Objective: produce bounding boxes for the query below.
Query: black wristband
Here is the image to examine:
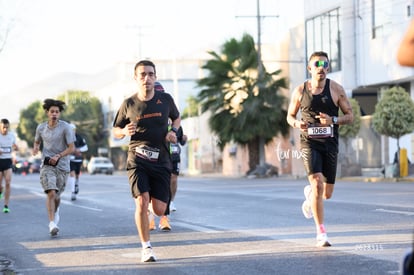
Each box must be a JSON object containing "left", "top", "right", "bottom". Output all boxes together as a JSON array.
[{"left": 171, "top": 127, "right": 178, "bottom": 133}]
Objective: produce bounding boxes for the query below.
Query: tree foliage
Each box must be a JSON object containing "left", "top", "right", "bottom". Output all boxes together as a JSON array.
[
  {"left": 17, "top": 90, "right": 106, "bottom": 156},
  {"left": 338, "top": 98, "right": 362, "bottom": 164},
  {"left": 339, "top": 98, "right": 361, "bottom": 139},
  {"left": 372, "top": 86, "right": 414, "bottom": 148},
  {"left": 196, "top": 33, "right": 289, "bottom": 170},
  {"left": 181, "top": 95, "right": 200, "bottom": 119},
  {"left": 16, "top": 101, "right": 44, "bottom": 146}
]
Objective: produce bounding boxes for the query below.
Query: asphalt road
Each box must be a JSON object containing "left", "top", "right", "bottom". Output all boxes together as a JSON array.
[{"left": 0, "top": 172, "right": 413, "bottom": 275}]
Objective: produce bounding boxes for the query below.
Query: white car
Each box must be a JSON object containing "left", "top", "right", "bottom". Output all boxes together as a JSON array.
[{"left": 87, "top": 157, "right": 114, "bottom": 175}]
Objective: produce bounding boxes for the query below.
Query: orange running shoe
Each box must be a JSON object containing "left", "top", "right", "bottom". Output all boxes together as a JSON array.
[
  {"left": 158, "top": 215, "right": 171, "bottom": 232},
  {"left": 148, "top": 211, "right": 156, "bottom": 231}
]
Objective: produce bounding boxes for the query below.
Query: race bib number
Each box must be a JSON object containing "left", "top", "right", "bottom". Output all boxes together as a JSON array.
[
  {"left": 171, "top": 144, "right": 180, "bottom": 154},
  {"left": 135, "top": 146, "right": 160, "bottom": 162},
  {"left": 0, "top": 147, "right": 12, "bottom": 153},
  {"left": 307, "top": 126, "right": 333, "bottom": 138}
]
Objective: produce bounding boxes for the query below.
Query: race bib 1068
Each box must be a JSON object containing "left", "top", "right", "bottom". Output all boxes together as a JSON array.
[{"left": 307, "top": 126, "right": 333, "bottom": 138}]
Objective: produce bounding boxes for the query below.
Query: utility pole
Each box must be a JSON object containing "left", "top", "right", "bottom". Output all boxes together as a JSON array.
[
  {"left": 236, "top": 0, "right": 279, "bottom": 167},
  {"left": 126, "top": 25, "right": 152, "bottom": 59},
  {"left": 236, "top": 0, "right": 279, "bottom": 79}
]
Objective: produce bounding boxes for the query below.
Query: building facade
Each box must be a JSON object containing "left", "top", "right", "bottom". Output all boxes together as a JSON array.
[
  {"left": 287, "top": 0, "right": 414, "bottom": 178},
  {"left": 103, "top": 0, "right": 414, "bottom": 177}
]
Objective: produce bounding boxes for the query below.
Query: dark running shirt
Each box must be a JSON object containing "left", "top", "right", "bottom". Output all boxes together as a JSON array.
[
  {"left": 300, "top": 79, "right": 339, "bottom": 150},
  {"left": 71, "top": 133, "right": 87, "bottom": 162},
  {"left": 113, "top": 90, "right": 180, "bottom": 167}
]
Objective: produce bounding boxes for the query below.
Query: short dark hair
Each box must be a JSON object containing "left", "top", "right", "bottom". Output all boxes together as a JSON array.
[
  {"left": 309, "top": 51, "right": 329, "bottom": 62},
  {"left": 134, "top": 60, "right": 156, "bottom": 75},
  {"left": 0, "top": 118, "right": 9, "bottom": 125},
  {"left": 42, "top": 98, "right": 66, "bottom": 112}
]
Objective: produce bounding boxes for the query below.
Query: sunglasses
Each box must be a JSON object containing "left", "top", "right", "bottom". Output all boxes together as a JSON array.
[{"left": 313, "top": 60, "right": 329, "bottom": 68}]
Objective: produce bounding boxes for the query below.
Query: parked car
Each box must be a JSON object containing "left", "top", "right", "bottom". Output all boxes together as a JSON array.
[
  {"left": 12, "top": 159, "right": 30, "bottom": 175},
  {"left": 29, "top": 158, "right": 42, "bottom": 173},
  {"left": 87, "top": 157, "right": 114, "bottom": 175}
]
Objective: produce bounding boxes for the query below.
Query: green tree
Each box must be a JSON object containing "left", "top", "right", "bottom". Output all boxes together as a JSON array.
[
  {"left": 16, "top": 90, "right": 106, "bottom": 157},
  {"left": 16, "top": 101, "right": 44, "bottom": 146},
  {"left": 181, "top": 95, "right": 200, "bottom": 119},
  {"left": 58, "top": 90, "right": 107, "bottom": 157},
  {"left": 372, "top": 86, "right": 414, "bottom": 150},
  {"left": 196, "top": 33, "right": 289, "bottom": 171},
  {"left": 339, "top": 98, "right": 362, "bottom": 164}
]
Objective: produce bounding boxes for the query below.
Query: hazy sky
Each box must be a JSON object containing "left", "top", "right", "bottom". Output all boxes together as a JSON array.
[{"left": 0, "top": 0, "right": 304, "bottom": 122}]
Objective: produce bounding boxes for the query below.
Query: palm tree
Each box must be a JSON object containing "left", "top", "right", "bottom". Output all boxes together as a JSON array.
[{"left": 197, "top": 33, "right": 289, "bottom": 172}]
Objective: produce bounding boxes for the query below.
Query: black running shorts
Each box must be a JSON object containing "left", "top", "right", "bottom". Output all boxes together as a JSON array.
[{"left": 301, "top": 147, "right": 338, "bottom": 184}]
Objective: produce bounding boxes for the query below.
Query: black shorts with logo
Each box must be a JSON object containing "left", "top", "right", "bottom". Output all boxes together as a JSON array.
[
  {"left": 301, "top": 145, "right": 338, "bottom": 184},
  {"left": 0, "top": 159, "right": 13, "bottom": 172}
]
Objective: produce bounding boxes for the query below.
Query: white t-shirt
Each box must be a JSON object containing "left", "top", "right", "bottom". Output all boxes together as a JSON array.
[{"left": 0, "top": 132, "right": 16, "bottom": 159}]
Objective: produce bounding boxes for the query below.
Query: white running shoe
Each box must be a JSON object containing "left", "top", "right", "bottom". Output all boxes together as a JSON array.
[
  {"left": 170, "top": 201, "right": 177, "bottom": 212},
  {"left": 54, "top": 207, "right": 60, "bottom": 226},
  {"left": 301, "top": 200, "right": 313, "bottom": 219},
  {"left": 304, "top": 185, "right": 312, "bottom": 201},
  {"left": 141, "top": 247, "right": 156, "bottom": 262},
  {"left": 49, "top": 221, "right": 59, "bottom": 237},
  {"left": 316, "top": 233, "right": 331, "bottom": 247}
]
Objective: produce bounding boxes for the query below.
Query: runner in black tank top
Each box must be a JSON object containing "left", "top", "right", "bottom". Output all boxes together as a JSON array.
[
  {"left": 300, "top": 78, "right": 339, "bottom": 149},
  {"left": 286, "top": 51, "right": 354, "bottom": 247}
]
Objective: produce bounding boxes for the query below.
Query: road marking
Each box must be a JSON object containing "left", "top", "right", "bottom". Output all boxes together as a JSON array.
[
  {"left": 173, "top": 221, "right": 221, "bottom": 233},
  {"left": 375, "top": 208, "right": 414, "bottom": 216},
  {"left": 29, "top": 191, "right": 103, "bottom": 212}
]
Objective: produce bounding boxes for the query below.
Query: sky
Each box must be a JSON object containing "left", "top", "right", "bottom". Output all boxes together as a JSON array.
[{"left": 0, "top": 0, "right": 304, "bottom": 123}]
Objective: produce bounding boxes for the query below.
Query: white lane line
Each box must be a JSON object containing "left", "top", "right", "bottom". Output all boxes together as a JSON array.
[
  {"left": 30, "top": 190, "right": 103, "bottom": 212},
  {"left": 173, "top": 221, "right": 221, "bottom": 233},
  {"left": 375, "top": 208, "right": 414, "bottom": 216}
]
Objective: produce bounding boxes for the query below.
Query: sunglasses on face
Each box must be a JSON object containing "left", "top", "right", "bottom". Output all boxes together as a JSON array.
[{"left": 313, "top": 60, "right": 329, "bottom": 68}]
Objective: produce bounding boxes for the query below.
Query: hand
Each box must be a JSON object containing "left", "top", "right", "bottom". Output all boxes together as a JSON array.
[
  {"left": 166, "top": 131, "right": 177, "bottom": 143},
  {"left": 124, "top": 122, "right": 137, "bottom": 136},
  {"left": 295, "top": 120, "right": 307, "bottom": 131},
  {"left": 50, "top": 155, "right": 60, "bottom": 165},
  {"left": 316, "top": 113, "right": 332, "bottom": 126}
]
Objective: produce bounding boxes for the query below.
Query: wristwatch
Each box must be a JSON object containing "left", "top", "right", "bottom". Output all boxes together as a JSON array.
[
  {"left": 332, "top": 116, "right": 338, "bottom": 124},
  {"left": 171, "top": 127, "right": 178, "bottom": 133}
]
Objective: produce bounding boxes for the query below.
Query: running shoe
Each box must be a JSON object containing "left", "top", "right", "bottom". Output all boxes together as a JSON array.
[
  {"left": 301, "top": 200, "right": 313, "bottom": 219},
  {"left": 3, "top": 205, "right": 9, "bottom": 213},
  {"left": 159, "top": 215, "right": 171, "bottom": 232},
  {"left": 304, "top": 185, "right": 312, "bottom": 201},
  {"left": 74, "top": 183, "right": 79, "bottom": 194},
  {"left": 49, "top": 221, "right": 59, "bottom": 236},
  {"left": 141, "top": 246, "right": 156, "bottom": 262},
  {"left": 54, "top": 207, "right": 60, "bottom": 226},
  {"left": 148, "top": 212, "right": 156, "bottom": 231},
  {"left": 170, "top": 201, "right": 177, "bottom": 212},
  {"left": 316, "top": 233, "right": 331, "bottom": 247},
  {"left": 301, "top": 185, "right": 313, "bottom": 219},
  {"left": 71, "top": 192, "right": 76, "bottom": 201}
]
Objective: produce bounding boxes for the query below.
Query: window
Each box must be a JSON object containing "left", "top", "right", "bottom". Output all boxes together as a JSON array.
[
  {"left": 305, "top": 8, "right": 341, "bottom": 73},
  {"left": 372, "top": 0, "right": 392, "bottom": 39}
]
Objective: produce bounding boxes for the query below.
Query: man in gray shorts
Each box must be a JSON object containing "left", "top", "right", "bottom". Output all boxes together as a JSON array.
[{"left": 33, "top": 99, "right": 75, "bottom": 237}]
